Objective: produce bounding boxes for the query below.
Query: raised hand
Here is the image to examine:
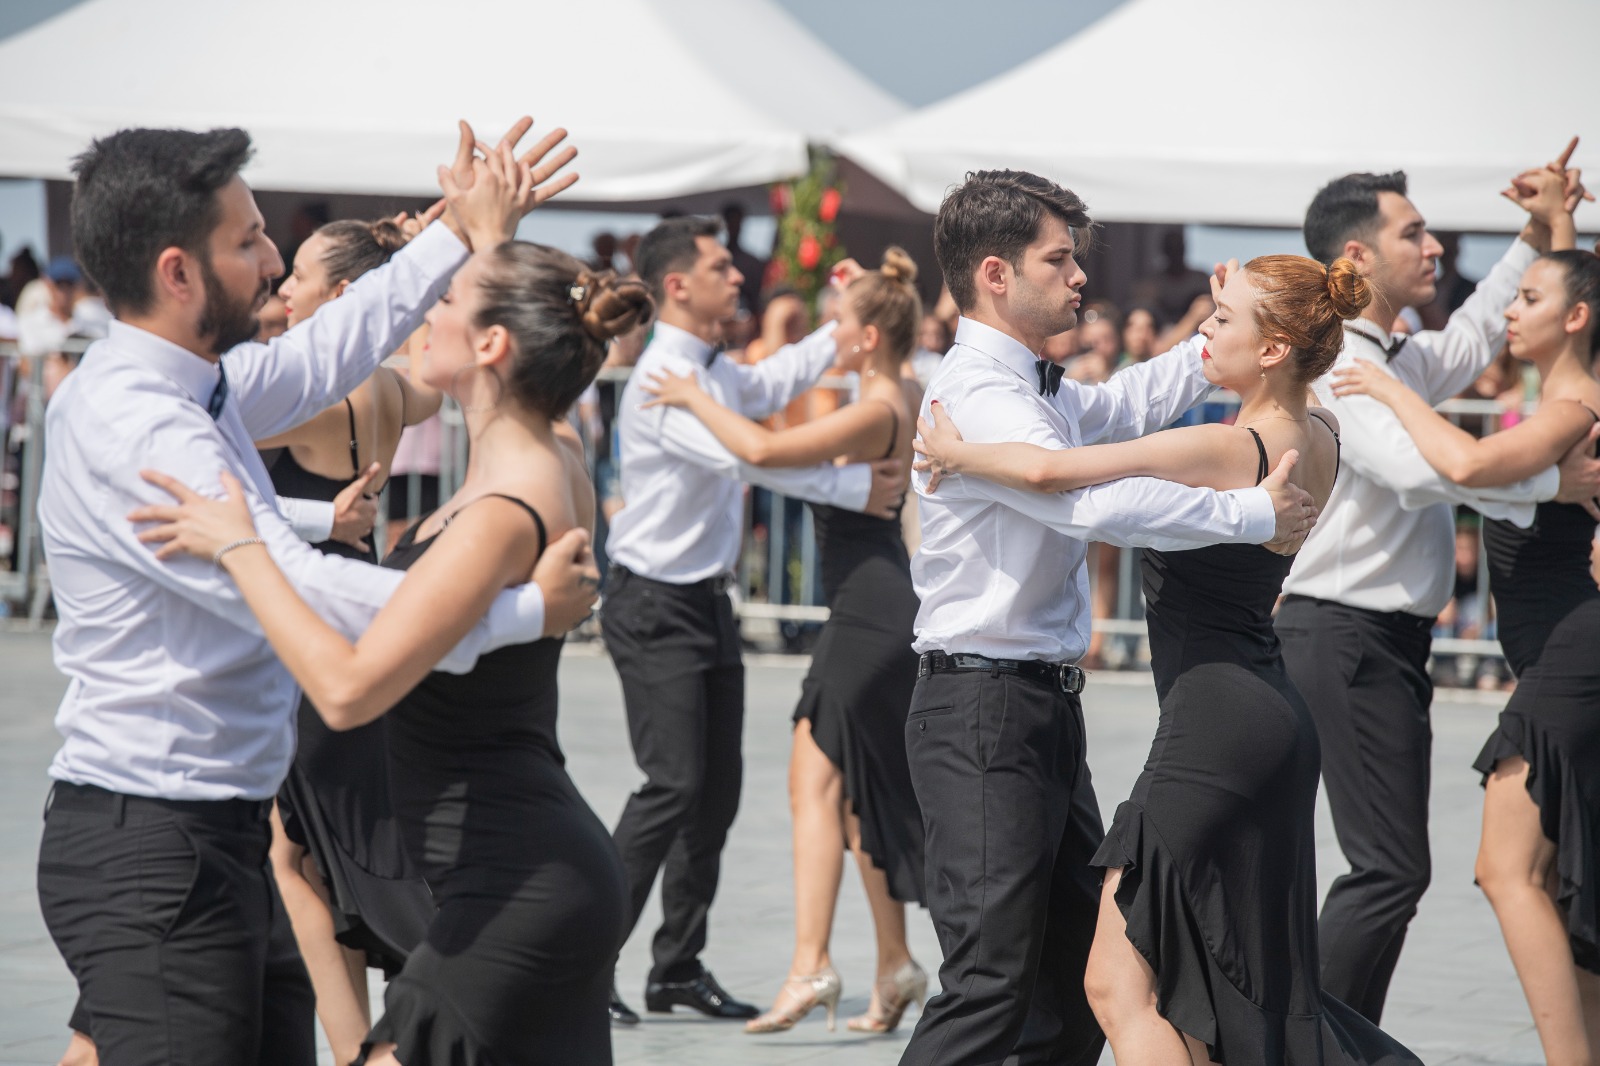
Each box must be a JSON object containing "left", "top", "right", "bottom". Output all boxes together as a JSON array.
[
  {"left": 439, "top": 143, "right": 535, "bottom": 252},
  {"left": 912, "top": 399, "right": 965, "bottom": 494},
  {"left": 329, "top": 462, "right": 381, "bottom": 553},
  {"left": 532, "top": 527, "right": 600, "bottom": 636},
  {"left": 637, "top": 368, "right": 707, "bottom": 410},
  {"left": 130, "top": 469, "right": 261, "bottom": 563},
  {"left": 1259, "top": 450, "right": 1318, "bottom": 555},
  {"left": 436, "top": 117, "right": 579, "bottom": 250}
]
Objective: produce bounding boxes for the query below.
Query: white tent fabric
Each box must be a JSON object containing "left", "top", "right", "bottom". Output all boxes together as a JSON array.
[
  {"left": 0, "top": 0, "right": 904, "bottom": 202},
  {"left": 838, "top": 0, "right": 1597, "bottom": 231}
]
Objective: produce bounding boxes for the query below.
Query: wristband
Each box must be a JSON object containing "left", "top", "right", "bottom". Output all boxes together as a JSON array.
[{"left": 213, "top": 537, "right": 266, "bottom": 568}]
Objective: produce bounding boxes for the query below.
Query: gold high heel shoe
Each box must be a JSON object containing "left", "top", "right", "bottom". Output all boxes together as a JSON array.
[
  {"left": 744, "top": 968, "right": 843, "bottom": 1033},
  {"left": 846, "top": 959, "right": 929, "bottom": 1033}
]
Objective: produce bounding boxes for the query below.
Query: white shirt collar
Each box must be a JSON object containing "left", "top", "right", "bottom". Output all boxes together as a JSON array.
[
  {"left": 650, "top": 321, "right": 717, "bottom": 364},
  {"left": 954, "top": 317, "right": 1039, "bottom": 383},
  {"left": 106, "top": 319, "right": 224, "bottom": 409}
]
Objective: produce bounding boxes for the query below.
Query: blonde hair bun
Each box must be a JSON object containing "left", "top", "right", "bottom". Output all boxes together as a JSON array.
[{"left": 879, "top": 246, "right": 918, "bottom": 286}]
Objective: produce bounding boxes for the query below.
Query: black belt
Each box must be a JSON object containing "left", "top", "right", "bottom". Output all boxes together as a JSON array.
[
  {"left": 918, "top": 651, "right": 1086, "bottom": 694},
  {"left": 611, "top": 565, "right": 735, "bottom": 596},
  {"left": 46, "top": 781, "right": 272, "bottom": 827}
]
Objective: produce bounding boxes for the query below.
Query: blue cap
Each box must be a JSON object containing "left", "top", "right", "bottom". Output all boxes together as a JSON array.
[{"left": 45, "top": 256, "right": 81, "bottom": 285}]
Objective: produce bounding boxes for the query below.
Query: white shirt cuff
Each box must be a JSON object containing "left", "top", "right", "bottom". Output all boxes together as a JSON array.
[
  {"left": 1532, "top": 463, "right": 1562, "bottom": 503},
  {"left": 1228, "top": 486, "right": 1279, "bottom": 542},
  {"left": 834, "top": 463, "right": 873, "bottom": 512},
  {"left": 411, "top": 219, "right": 472, "bottom": 266},
  {"left": 277, "top": 496, "right": 336, "bottom": 543},
  {"left": 486, "top": 581, "right": 547, "bottom": 644}
]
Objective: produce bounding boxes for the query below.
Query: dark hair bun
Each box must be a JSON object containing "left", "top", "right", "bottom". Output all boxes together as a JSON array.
[
  {"left": 880, "top": 246, "right": 918, "bottom": 286},
  {"left": 1325, "top": 257, "right": 1371, "bottom": 320},
  {"left": 573, "top": 269, "right": 654, "bottom": 343},
  {"left": 368, "top": 218, "right": 408, "bottom": 256}
]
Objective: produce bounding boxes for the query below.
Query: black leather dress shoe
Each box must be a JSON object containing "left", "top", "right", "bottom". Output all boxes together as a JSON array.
[
  {"left": 644, "top": 967, "right": 760, "bottom": 1019},
  {"left": 609, "top": 983, "right": 640, "bottom": 1027}
]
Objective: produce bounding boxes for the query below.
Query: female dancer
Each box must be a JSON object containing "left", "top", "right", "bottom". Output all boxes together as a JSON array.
[
  {"left": 639, "top": 248, "right": 928, "bottom": 1034},
  {"left": 131, "top": 153, "right": 650, "bottom": 1065},
  {"left": 1332, "top": 176, "right": 1599, "bottom": 1066},
  {"left": 915, "top": 255, "right": 1421, "bottom": 1064},
  {"left": 254, "top": 213, "right": 447, "bottom": 1065}
]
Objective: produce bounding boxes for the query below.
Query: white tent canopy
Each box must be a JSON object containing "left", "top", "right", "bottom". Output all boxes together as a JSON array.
[
  {"left": 838, "top": 0, "right": 1597, "bottom": 232},
  {"left": 0, "top": 0, "right": 904, "bottom": 202}
]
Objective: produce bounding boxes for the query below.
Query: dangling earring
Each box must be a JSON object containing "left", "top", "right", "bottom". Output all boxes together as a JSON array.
[
  {"left": 1259, "top": 364, "right": 1267, "bottom": 379},
  {"left": 851, "top": 345, "right": 861, "bottom": 354}
]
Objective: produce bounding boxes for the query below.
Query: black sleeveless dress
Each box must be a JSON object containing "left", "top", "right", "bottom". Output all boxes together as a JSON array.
[
  {"left": 362, "top": 497, "right": 628, "bottom": 1065},
  {"left": 792, "top": 403, "right": 924, "bottom": 903},
  {"left": 1473, "top": 414, "right": 1600, "bottom": 974},
  {"left": 1091, "top": 423, "right": 1420, "bottom": 1065},
  {"left": 267, "top": 398, "right": 434, "bottom": 976}
]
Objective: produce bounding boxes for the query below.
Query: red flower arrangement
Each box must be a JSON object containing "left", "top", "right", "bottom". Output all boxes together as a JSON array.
[{"left": 767, "top": 150, "right": 846, "bottom": 316}]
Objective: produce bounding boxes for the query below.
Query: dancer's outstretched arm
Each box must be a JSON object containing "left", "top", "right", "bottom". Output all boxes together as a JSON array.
[
  {"left": 913, "top": 398, "right": 1314, "bottom": 496},
  {"left": 1331, "top": 363, "right": 1593, "bottom": 488},
  {"left": 640, "top": 365, "right": 896, "bottom": 467}
]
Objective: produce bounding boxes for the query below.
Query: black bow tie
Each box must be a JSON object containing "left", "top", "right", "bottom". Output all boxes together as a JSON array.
[
  {"left": 704, "top": 342, "right": 725, "bottom": 368},
  {"left": 207, "top": 363, "right": 229, "bottom": 420},
  {"left": 1036, "top": 359, "right": 1064, "bottom": 397},
  {"left": 1343, "top": 323, "right": 1406, "bottom": 361}
]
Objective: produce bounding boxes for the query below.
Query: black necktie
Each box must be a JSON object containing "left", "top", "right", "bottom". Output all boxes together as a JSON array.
[
  {"left": 1036, "top": 359, "right": 1064, "bottom": 397},
  {"left": 207, "top": 364, "right": 229, "bottom": 420},
  {"left": 1343, "top": 323, "right": 1405, "bottom": 361}
]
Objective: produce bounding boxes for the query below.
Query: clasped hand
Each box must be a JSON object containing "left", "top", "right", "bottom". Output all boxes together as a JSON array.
[{"left": 912, "top": 400, "right": 963, "bottom": 493}]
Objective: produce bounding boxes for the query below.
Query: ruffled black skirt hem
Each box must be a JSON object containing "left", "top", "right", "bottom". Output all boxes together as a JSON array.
[
  {"left": 1474, "top": 710, "right": 1600, "bottom": 973},
  {"left": 1092, "top": 802, "right": 1421, "bottom": 1066}
]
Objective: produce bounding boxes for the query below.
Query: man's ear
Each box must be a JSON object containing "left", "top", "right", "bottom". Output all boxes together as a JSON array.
[
  {"left": 1342, "top": 238, "right": 1374, "bottom": 272},
  {"left": 153, "top": 246, "right": 198, "bottom": 306},
  {"left": 662, "top": 271, "right": 689, "bottom": 306},
  {"left": 977, "top": 256, "right": 1009, "bottom": 299}
]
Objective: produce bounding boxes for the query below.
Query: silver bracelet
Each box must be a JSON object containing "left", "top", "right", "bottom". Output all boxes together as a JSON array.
[{"left": 213, "top": 536, "right": 266, "bottom": 568}]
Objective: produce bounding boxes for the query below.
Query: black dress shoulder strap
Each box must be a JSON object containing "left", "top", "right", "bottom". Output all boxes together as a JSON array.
[
  {"left": 343, "top": 397, "right": 360, "bottom": 478},
  {"left": 392, "top": 508, "right": 438, "bottom": 551},
  {"left": 1308, "top": 409, "right": 1342, "bottom": 479},
  {"left": 484, "top": 493, "right": 549, "bottom": 558},
  {"left": 871, "top": 398, "right": 900, "bottom": 461},
  {"left": 1245, "top": 427, "right": 1269, "bottom": 485}
]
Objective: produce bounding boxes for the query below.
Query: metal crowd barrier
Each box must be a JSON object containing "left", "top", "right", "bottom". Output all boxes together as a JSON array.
[{"left": 0, "top": 338, "right": 1527, "bottom": 673}]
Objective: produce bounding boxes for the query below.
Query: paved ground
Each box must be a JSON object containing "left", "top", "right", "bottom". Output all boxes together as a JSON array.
[{"left": 0, "top": 629, "right": 1541, "bottom": 1065}]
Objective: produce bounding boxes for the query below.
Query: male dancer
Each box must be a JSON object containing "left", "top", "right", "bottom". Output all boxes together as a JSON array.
[
  {"left": 901, "top": 169, "right": 1316, "bottom": 1066},
  {"left": 1278, "top": 148, "right": 1600, "bottom": 1023},
  {"left": 36, "top": 120, "right": 597, "bottom": 1065},
  {"left": 604, "top": 216, "right": 902, "bottom": 1022}
]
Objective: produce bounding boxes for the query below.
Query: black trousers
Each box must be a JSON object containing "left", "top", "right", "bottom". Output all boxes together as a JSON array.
[
  {"left": 38, "top": 782, "right": 315, "bottom": 1066},
  {"left": 899, "top": 670, "right": 1106, "bottom": 1066},
  {"left": 1276, "top": 595, "right": 1435, "bottom": 1024},
  {"left": 605, "top": 567, "right": 745, "bottom": 984}
]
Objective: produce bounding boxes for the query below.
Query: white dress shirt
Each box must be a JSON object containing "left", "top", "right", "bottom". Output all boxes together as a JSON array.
[
  {"left": 277, "top": 495, "right": 335, "bottom": 543},
  {"left": 40, "top": 223, "right": 547, "bottom": 802},
  {"left": 911, "top": 318, "right": 1277, "bottom": 662},
  {"left": 606, "top": 321, "right": 872, "bottom": 584},
  {"left": 1284, "top": 238, "right": 1557, "bottom": 618}
]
